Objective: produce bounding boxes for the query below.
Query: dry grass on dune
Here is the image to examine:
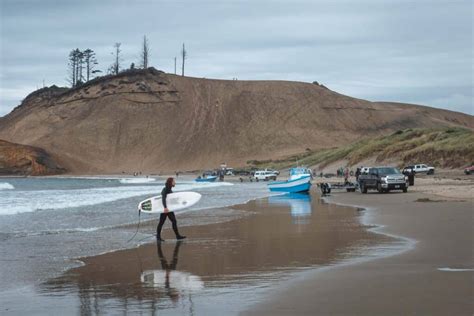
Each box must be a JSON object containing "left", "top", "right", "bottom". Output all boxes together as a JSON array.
[{"left": 249, "top": 128, "right": 474, "bottom": 170}]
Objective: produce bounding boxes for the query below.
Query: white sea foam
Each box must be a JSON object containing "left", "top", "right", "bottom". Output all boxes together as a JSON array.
[
  {"left": 0, "top": 181, "right": 233, "bottom": 215},
  {"left": 119, "top": 178, "right": 156, "bottom": 184},
  {"left": 0, "top": 183, "right": 14, "bottom": 190},
  {"left": 437, "top": 267, "right": 474, "bottom": 272}
]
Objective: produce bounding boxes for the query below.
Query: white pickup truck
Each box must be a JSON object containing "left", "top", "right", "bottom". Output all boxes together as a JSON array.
[
  {"left": 253, "top": 170, "right": 278, "bottom": 181},
  {"left": 403, "top": 164, "right": 435, "bottom": 175}
]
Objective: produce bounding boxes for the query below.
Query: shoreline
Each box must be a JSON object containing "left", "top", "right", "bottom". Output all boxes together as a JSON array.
[
  {"left": 2, "top": 176, "right": 472, "bottom": 314},
  {"left": 244, "top": 190, "right": 473, "bottom": 315},
  {"left": 2, "top": 190, "right": 392, "bottom": 315}
]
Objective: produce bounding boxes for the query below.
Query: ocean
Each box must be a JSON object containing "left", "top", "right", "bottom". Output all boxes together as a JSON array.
[
  {"left": 0, "top": 176, "right": 275, "bottom": 291},
  {"left": 0, "top": 176, "right": 407, "bottom": 315}
]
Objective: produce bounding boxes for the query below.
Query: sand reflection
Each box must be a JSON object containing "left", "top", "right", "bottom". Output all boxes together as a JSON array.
[
  {"left": 267, "top": 193, "right": 312, "bottom": 225},
  {"left": 141, "top": 241, "right": 204, "bottom": 298},
  {"left": 41, "top": 194, "right": 391, "bottom": 314}
]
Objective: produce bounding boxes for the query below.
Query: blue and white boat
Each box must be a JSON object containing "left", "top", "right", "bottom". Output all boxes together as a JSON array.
[
  {"left": 267, "top": 167, "right": 312, "bottom": 193},
  {"left": 195, "top": 175, "right": 217, "bottom": 182}
]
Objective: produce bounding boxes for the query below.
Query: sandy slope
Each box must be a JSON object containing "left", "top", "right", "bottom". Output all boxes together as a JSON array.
[{"left": 0, "top": 68, "right": 472, "bottom": 173}]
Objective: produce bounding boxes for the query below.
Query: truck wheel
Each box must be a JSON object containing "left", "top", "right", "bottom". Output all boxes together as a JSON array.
[
  {"left": 361, "top": 183, "right": 367, "bottom": 194},
  {"left": 256, "top": 178, "right": 259, "bottom": 182},
  {"left": 403, "top": 187, "right": 408, "bottom": 193},
  {"left": 377, "top": 183, "right": 383, "bottom": 193}
]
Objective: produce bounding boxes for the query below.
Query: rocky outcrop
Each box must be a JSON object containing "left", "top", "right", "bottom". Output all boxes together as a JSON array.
[
  {"left": 0, "top": 140, "right": 66, "bottom": 175},
  {"left": 0, "top": 68, "right": 472, "bottom": 173}
]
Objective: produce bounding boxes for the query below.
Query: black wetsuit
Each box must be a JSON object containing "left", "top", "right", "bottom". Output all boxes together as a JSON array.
[{"left": 156, "top": 186, "right": 181, "bottom": 239}]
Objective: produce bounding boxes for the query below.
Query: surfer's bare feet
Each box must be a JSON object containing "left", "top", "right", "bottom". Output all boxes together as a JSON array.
[
  {"left": 177, "top": 235, "right": 186, "bottom": 240},
  {"left": 156, "top": 237, "right": 165, "bottom": 242}
]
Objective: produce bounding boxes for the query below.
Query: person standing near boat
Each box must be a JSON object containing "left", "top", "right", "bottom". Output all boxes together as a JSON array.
[{"left": 156, "top": 177, "right": 186, "bottom": 242}]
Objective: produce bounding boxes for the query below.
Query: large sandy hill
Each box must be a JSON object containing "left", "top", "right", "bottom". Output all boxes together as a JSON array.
[{"left": 0, "top": 68, "right": 472, "bottom": 173}]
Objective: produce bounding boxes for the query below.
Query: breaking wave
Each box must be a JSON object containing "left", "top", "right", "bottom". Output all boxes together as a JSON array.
[{"left": 0, "top": 183, "right": 15, "bottom": 190}]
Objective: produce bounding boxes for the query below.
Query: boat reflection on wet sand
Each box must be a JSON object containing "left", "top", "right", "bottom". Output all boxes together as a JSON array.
[{"left": 268, "top": 193, "right": 312, "bottom": 225}]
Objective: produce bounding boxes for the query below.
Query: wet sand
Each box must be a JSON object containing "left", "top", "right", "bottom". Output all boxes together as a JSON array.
[
  {"left": 244, "top": 191, "right": 473, "bottom": 315},
  {"left": 4, "top": 189, "right": 471, "bottom": 315},
  {"left": 2, "top": 193, "right": 390, "bottom": 315}
]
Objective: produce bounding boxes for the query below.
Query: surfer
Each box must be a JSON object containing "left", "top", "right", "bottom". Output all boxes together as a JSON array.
[{"left": 156, "top": 177, "right": 186, "bottom": 242}]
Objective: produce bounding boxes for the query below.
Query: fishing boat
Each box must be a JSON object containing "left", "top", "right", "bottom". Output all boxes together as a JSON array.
[
  {"left": 267, "top": 167, "right": 312, "bottom": 193},
  {"left": 195, "top": 175, "right": 217, "bottom": 182}
]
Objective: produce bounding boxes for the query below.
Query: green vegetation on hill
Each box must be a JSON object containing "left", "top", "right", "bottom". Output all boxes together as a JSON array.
[{"left": 247, "top": 128, "right": 474, "bottom": 170}]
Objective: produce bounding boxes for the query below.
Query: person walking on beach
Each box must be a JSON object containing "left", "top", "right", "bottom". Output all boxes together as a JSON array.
[
  {"left": 355, "top": 167, "right": 361, "bottom": 182},
  {"left": 344, "top": 167, "right": 349, "bottom": 184},
  {"left": 156, "top": 177, "right": 186, "bottom": 242}
]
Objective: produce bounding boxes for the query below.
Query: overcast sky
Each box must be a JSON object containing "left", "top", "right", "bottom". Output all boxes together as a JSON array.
[{"left": 0, "top": 0, "right": 472, "bottom": 116}]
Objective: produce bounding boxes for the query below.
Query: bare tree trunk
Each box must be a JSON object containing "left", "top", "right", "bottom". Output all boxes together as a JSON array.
[
  {"left": 78, "top": 51, "right": 84, "bottom": 83},
  {"left": 68, "top": 49, "right": 77, "bottom": 87},
  {"left": 181, "top": 43, "right": 186, "bottom": 76},
  {"left": 114, "top": 43, "right": 121, "bottom": 75},
  {"left": 83, "top": 49, "right": 97, "bottom": 82},
  {"left": 140, "top": 35, "right": 149, "bottom": 68},
  {"left": 75, "top": 50, "right": 80, "bottom": 85}
]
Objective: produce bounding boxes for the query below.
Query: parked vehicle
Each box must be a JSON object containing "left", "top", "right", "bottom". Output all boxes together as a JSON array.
[
  {"left": 403, "top": 164, "right": 435, "bottom": 175},
  {"left": 267, "top": 167, "right": 311, "bottom": 193},
  {"left": 253, "top": 170, "right": 277, "bottom": 181},
  {"left": 266, "top": 169, "right": 280, "bottom": 176},
  {"left": 464, "top": 165, "right": 474, "bottom": 175},
  {"left": 358, "top": 166, "right": 407, "bottom": 193}
]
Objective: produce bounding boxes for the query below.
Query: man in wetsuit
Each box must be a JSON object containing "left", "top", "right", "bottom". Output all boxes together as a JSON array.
[{"left": 156, "top": 177, "right": 186, "bottom": 242}]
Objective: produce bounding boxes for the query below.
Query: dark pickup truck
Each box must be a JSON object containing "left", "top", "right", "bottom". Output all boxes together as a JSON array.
[{"left": 359, "top": 167, "right": 407, "bottom": 193}]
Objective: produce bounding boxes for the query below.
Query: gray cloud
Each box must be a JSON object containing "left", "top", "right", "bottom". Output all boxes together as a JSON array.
[{"left": 1, "top": 0, "right": 472, "bottom": 116}]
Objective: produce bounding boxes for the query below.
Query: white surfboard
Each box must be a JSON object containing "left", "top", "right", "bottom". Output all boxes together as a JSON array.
[{"left": 138, "top": 191, "right": 201, "bottom": 214}]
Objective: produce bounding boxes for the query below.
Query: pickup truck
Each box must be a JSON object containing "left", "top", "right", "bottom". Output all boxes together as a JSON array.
[
  {"left": 253, "top": 170, "right": 278, "bottom": 181},
  {"left": 358, "top": 167, "right": 407, "bottom": 193},
  {"left": 403, "top": 164, "right": 435, "bottom": 175}
]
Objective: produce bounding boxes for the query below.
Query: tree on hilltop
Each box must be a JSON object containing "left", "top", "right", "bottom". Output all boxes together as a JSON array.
[
  {"left": 83, "top": 49, "right": 99, "bottom": 81},
  {"left": 139, "top": 35, "right": 150, "bottom": 69},
  {"left": 67, "top": 49, "right": 78, "bottom": 87},
  {"left": 108, "top": 42, "right": 122, "bottom": 75},
  {"left": 67, "top": 48, "right": 84, "bottom": 87},
  {"left": 67, "top": 48, "right": 100, "bottom": 87},
  {"left": 181, "top": 43, "right": 187, "bottom": 76}
]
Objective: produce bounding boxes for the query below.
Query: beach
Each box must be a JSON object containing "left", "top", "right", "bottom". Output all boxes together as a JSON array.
[
  {"left": 245, "top": 190, "right": 473, "bottom": 315},
  {"left": 1, "top": 176, "right": 473, "bottom": 315},
  {"left": 1, "top": 176, "right": 388, "bottom": 315}
]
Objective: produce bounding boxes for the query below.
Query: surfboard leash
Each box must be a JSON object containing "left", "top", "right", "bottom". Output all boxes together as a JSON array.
[{"left": 127, "top": 208, "right": 141, "bottom": 243}]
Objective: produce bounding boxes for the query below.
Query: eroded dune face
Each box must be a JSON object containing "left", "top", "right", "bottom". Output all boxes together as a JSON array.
[
  {"left": 0, "top": 68, "right": 472, "bottom": 173},
  {"left": 0, "top": 139, "right": 65, "bottom": 175}
]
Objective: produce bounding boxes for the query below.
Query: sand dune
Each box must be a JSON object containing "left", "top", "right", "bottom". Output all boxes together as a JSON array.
[{"left": 0, "top": 68, "right": 472, "bottom": 174}]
